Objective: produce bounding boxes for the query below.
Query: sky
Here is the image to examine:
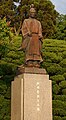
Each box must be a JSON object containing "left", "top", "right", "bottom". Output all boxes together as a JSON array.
[{"left": 50, "top": 0, "right": 66, "bottom": 14}]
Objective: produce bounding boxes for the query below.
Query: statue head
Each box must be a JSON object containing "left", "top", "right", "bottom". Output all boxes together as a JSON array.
[{"left": 29, "top": 4, "right": 36, "bottom": 18}]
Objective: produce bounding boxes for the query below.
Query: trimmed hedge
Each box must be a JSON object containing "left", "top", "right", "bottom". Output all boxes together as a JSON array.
[
  {"left": 53, "top": 116, "right": 62, "bottom": 120},
  {"left": 62, "top": 89, "right": 66, "bottom": 95},
  {"left": 53, "top": 100, "right": 66, "bottom": 110},
  {"left": 54, "top": 95, "right": 66, "bottom": 101},
  {"left": 50, "top": 75, "right": 65, "bottom": 83},
  {"left": 42, "top": 39, "right": 66, "bottom": 120},
  {"left": 59, "top": 81, "right": 66, "bottom": 89},
  {"left": 53, "top": 84, "right": 61, "bottom": 95}
]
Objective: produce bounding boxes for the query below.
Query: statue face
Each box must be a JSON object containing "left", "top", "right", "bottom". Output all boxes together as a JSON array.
[{"left": 30, "top": 12, "right": 35, "bottom": 18}]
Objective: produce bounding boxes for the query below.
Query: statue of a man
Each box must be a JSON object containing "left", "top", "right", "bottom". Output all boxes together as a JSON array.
[{"left": 20, "top": 4, "right": 43, "bottom": 67}]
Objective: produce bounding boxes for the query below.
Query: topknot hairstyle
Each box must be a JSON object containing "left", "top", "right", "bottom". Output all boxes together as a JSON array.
[
  {"left": 29, "top": 4, "right": 36, "bottom": 13},
  {"left": 30, "top": 4, "right": 34, "bottom": 8}
]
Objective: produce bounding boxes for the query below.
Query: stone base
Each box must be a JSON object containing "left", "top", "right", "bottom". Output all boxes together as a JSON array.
[{"left": 11, "top": 67, "right": 52, "bottom": 120}]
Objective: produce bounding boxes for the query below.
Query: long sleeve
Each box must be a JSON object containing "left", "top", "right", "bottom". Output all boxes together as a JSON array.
[
  {"left": 22, "top": 19, "right": 31, "bottom": 37},
  {"left": 38, "top": 21, "right": 43, "bottom": 39}
]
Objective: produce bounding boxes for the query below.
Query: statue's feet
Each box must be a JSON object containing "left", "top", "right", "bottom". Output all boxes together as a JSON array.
[
  {"left": 33, "top": 61, "right": 40, "bottom": 68},
  {"left": 26, "top": 60, "right": 40, "bottom": 68},
  {"left": 26, "top": 61, "right": 33, "bottom": 67}
]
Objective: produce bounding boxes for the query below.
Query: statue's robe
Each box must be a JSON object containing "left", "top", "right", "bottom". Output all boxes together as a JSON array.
[{"left": 21, "top": 17, "right": 43, "bottom": 63}]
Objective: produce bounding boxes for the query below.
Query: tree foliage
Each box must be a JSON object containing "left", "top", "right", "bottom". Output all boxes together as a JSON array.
[
  {"left": 0, "top": 0, "right": 58, "bottom": 37},
  {"left": 0, "top": 0, "right": 66, "bottom": 40},
  {"left": 18, "top": 0, "right": 58, "bottom": 38},
  {"left": 52, "top": 14, "right": 66, "bottom": 40},
  {"left": 0, "top": 0, "right": 15, "bottom": 19}
]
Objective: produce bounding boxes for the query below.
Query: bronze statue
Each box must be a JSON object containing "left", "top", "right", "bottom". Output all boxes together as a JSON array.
[{"left": 19, "top": 4, "right": 43, "bottom": 67}]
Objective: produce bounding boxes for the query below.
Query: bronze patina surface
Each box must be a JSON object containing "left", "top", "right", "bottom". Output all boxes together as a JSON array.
[
  {"left": 17, "top": 66, "right": 46, "bottom": 75},
  {"left": 20, "top": 4, "right": 43, "bottom": 67}
]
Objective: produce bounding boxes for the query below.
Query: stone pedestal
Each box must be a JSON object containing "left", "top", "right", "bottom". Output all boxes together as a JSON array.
[{"left": 11, "top": 67, "right": 52, "bottom": 120}]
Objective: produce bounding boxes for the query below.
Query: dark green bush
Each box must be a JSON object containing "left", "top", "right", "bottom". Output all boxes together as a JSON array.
[
  {"left": 60, "top": 59, "right": 66, "bottom": 68},
  {"left": 54, "top": 95, "right": 66, "bottom": 101},
  {"left": 41, "top": 62, "right": 53, "bottom": 69},
  {"left": 53, "top": 84, "right": 60, "bottom": 94},
  {"left": 63, "top": 73, "right": 66, "bottom": 79},
  {"left": 62, "top": 117, "right": 66, "bottom": 120},
  {"left": 62, "top": 68, "right": 66, "bottom": 73},
  {"left": 4, "top": 87, "right": 11, "bottom": 99},
  {"left": 50, "top": 75, "right": 65, "bottom": 84},
  {"left": 62, "top": 51, "right": 66, "bottom": 59},
  {"left": 59, "top": 81, "right": 66, "bottom": 89},
  {"left": 7, "top": 51, "right": 20, "bottom": 59},
  {"left": 47, "top": 64, "right": 63, "bottom": 75},
  {"left": 62, "top": 89, "right": 66, "bottom": 95},
  {"left": 53, "top": 108, "right": 66, "bottom": 116},
  {"left": 53, "top": 100, "right": 66, "bottom": 110},
  {"left": 43, "top": 52, "right": 58, "bottom": 61},
  {"left": 0, "top": 84, "right": 7, "bottom": 95},
  {"left": 0, "top": 95, "right": 10, "bottom": 119},
  {"left": 52, "top": 81, "right": 56, "bottom": 85},
  {"left": 3, "top": 115, "right": 11, "bottom": 120},
  {"left": 53, "top": 116, "right": 62, "bottom": 120},
  {"left": 0, "top": 63, "right": 13, "bottom": 75},
  {"left": 3, "top": 116, "right": 10, "bottom": 120}
]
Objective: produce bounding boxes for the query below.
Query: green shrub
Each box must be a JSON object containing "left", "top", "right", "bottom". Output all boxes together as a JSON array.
[
  {"left": 0, "top": 62, "right": 17, "bottom": 76},
  {"left": 62, "top": 51, "right": 66, "bottom": 59},
  {"left": 60, "top": 59, "right": 66, "bottom": 68},
  {"left": 62, "top": 89, "right": 66, "bottom": 95},
  {"left": 53, "top": 84, "right": 60, "bottom": 94},
  {"left": 62, "top": 68, "right": 66, "bottom": 73},
  {"left": 7, "top": 51, "right": 20, "bottom": 59},
  {"left": 62, "top": 117, "right": 66, "bottom": 120},
  {"left": 52, "top": 81, "right": 56, "bottom": 85},
  {"left": 47, "top": 64, "right": 63, "bottom": 75},
  {"left": 3, "top": 116, "right": 10, "bottom": 120},
  {"left": 0, "top": 99, "right": 11, "bottom": 119},
  {"left": 59, "top": 81, "right": 66, "bottom": 89},
  {"left": 54, "top": 95, "right": 66, "bottom": 101},
  {"left": 0, "top": 95, "right": 10, "bottom": 118},
  {"left": 0, "top": 63, "right": 13, "bottom": 75},
  {"left": 0, "top": 84, "right": 7, "bottom": 95},
  {"left": 63, "top": 73, "right": 66, "bottom": 79},
  {"left": 53, "top": 100, "right": 66, "bottom": 110},
  {"left": 50, "top": 75, "right": 65, "bottom": 84},
  {"left": 4, "top": 87, "right": 11, "bottom": 99},
  {"left": 53, "top": 108, "right": 66, "bottom": 116},
  {"left": 53, "top": 116, "right": 62, "bottom": 120},
  {"left": 41, "top": 62, "right": 53, "bottom": 69}
]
